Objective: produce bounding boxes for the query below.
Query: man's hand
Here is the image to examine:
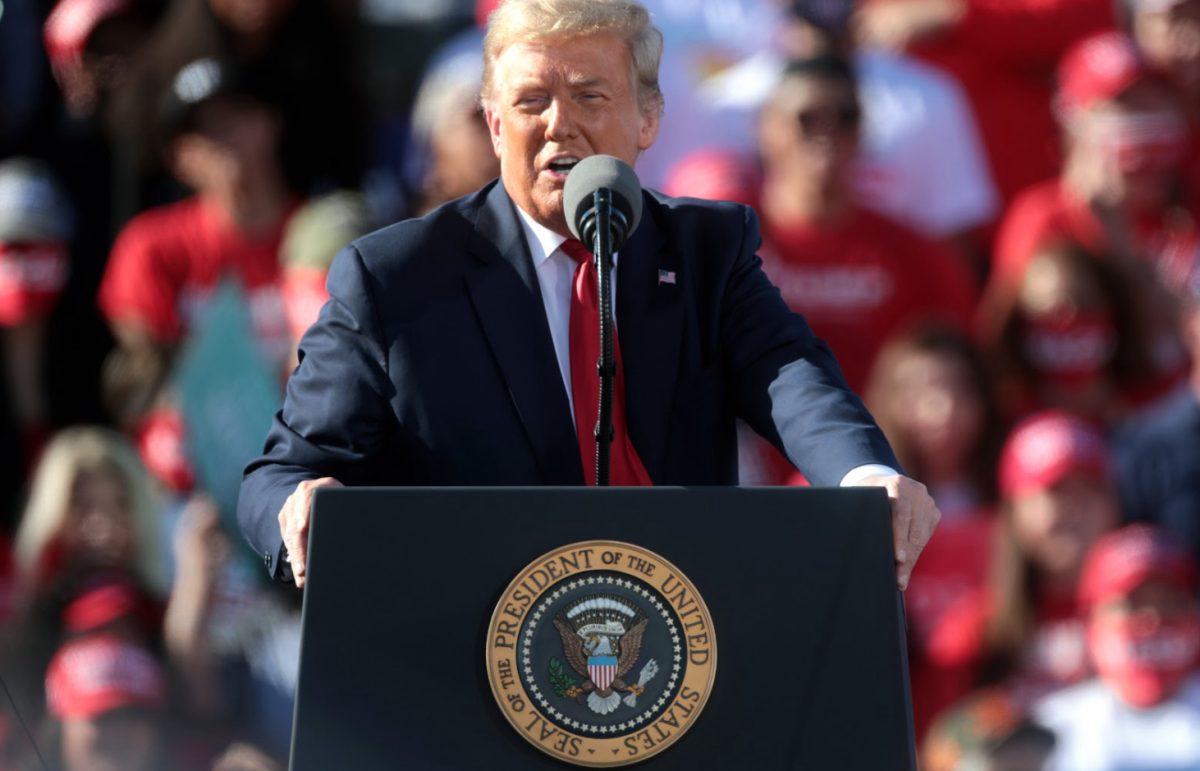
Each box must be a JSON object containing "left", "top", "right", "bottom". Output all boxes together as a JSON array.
[
  {"left": 858, "top": 474, "right": 941, "bottom": 591},
  {"left": 278, "top": 477, "right": 342, "bottom": 588}
]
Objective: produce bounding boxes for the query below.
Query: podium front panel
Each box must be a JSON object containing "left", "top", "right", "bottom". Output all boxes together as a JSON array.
[{"left": 290, "top": 487, "right": 915, "bottom": 770}]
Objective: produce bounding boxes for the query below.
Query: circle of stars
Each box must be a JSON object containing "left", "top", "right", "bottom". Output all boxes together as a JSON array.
[{"left": 519, "top": 572, "right": 683, "bottom": 737}]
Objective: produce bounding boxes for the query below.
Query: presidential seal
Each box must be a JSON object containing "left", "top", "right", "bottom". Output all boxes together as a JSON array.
[{"left": 486, "top": 541, "right": 716, "bottom": 767}]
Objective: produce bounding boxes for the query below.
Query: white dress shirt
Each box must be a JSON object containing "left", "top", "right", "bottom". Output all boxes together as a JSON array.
[{"left": 512, "top": 205, "right": 895, "bottom": 487}]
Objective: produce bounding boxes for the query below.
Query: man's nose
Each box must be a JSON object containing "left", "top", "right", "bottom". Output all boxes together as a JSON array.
[{"left": 545, "top": 98, "right": 578, "bottom": 141}]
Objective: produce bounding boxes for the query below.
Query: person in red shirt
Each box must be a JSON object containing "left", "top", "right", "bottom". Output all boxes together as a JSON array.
[
  {"left": 857, "top": 0, "right": 1116, "bottom": 208},
  {"left": 98, "top": 58, "right": 296, "bottom": 488},
  {"left": 923, "top": 412, "right": 1121, "bottom": 731},
  {"left": 740, "top": 55, "right": 977, "bottom": 483},
  {"left": 756, "top": 56, "right": 977, "bottom": 393},
  {"left": 986, "top": 32, "right": 1195, "bottom": 415},
  {"left": 1033, "top": 523, "right": 1200, "bottom": 769},
  {"left": 100, "top": 57, "right": 294, "bottom": 368},
  {"left": 993, "top": 31, "right": 1195, "bottom": 293},
  {"left": 1125, "top": 0, "right": 1200, "bottom": 260}
]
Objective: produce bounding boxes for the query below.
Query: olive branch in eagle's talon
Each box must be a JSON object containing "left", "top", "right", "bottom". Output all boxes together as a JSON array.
[{"left": 548, "top": 656, "right": 579, "bottom": 698}]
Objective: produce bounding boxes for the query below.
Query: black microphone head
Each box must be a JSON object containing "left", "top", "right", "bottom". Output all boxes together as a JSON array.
[{"left": 563, "top": 154, "right": 642, "bottom": 249}]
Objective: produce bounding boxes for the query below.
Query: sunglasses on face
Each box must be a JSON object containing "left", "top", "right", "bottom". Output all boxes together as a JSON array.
[{"left": 795, "top": 104, "right": 861, "bottom": 136}]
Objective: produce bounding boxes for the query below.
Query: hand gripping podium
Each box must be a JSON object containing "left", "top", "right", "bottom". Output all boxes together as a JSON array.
[{"left": 289, "top": 487, "right": 916, "bottom": 770}]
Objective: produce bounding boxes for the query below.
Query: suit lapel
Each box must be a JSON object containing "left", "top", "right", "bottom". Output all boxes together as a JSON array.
[
  {"left": 618, "top": 196, "right": 683, "bottom": 483},
  {"left": 464, "top": 183, "right": 584, "bottom": 484}
]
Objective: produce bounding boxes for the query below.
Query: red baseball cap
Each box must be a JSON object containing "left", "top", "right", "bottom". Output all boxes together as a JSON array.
[
  {"left": 999, "top": 411, "right": 1111, "bottom": 498},
  {"left": 1058, "top": 32, "right": 1150, "bottom": 113},
  {"left": 46, "top": 634, "right": 166, "bottom": 719},
  {"left": 1078, "top": 524, "right": 1197, "bottom": 610},
  {"left": 43, "top": 0, "right": 133, "bottom": 85}
]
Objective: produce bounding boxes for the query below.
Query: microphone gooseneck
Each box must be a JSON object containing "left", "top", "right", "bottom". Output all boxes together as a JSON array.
[{"left": 562, "top": 156, "right": 643, "bottom": 486}]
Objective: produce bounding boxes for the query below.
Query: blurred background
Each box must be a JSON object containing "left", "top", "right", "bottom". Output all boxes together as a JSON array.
[{"left": 4, "top": 0, "right": 1200, "bottom": 768}]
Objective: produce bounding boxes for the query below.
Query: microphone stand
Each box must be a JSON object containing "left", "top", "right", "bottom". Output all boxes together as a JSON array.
[{"left": 591, "top": 188, "right": 616, "bottom": 487}]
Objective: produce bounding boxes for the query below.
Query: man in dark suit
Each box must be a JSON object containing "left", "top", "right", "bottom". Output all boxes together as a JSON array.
[{"left": 238, "top": 0, "right": 940, "bottom": 591}]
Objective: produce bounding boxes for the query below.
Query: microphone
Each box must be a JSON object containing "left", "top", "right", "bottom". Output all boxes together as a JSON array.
[{"left": 563, "top": 155, "right": 642, "bottom": 251}]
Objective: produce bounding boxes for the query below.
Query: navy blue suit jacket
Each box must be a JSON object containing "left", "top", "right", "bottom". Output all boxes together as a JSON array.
[{"left": 238, "top": 181, "right": 899, "bottom": 578}]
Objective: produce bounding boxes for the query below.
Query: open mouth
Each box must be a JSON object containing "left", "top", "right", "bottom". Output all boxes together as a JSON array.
[{"left": 545, "top": 156, "right": 582, "bottom": 175}]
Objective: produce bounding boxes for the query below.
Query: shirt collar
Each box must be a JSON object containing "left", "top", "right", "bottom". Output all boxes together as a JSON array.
[
  {"left": 512, "top": 202, "right": 619, "bottom": 268},
  {"left": 514, "top": 203, "right": 567, "bottom": 269}
]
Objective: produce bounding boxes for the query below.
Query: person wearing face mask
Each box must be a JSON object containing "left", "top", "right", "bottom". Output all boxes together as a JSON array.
[
  {"left": 1034, "top": 524, "right": 1200, "bottom": 770},
  {"left": 1122, "top": 0, "right": 1200, "bottom": 209},
  {"left": 993, "top": 32, "right": 1196, "bottom": 315},
  {"left": 978, "top": 239, "right": 1154, "bottom": 425}
]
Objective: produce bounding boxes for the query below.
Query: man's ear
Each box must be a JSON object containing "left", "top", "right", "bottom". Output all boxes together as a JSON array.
[
  {"left": 482, "top": 100, "right": 504, "bottom": 159},
  {"left": 637, "top": 103, "right": 661, "bottom": 153}
]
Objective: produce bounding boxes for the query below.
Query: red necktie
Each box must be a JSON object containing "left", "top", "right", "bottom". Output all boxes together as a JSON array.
[{"left": 561, "top": 239, "right": 652, "bottom": 486}]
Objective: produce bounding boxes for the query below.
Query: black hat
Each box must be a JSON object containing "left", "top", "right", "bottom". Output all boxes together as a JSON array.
[{"left": 158, "top": 57, "right": 266, "bottom": 141}]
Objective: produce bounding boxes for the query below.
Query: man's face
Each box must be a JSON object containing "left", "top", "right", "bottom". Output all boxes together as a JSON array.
[
  {"left": 759, "top": 75, "right": 860, "bottom": 193},
  {"left": 483, "top": 33, "right": 660, "bottom": 235},
  {"left": 1010, "top": 472, "right": 1119, "bottom": 581},
  {"left": 173, "top": 97, "right": 280, "bottom": 199}
]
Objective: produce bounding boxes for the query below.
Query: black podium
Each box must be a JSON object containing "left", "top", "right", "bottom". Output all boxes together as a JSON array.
[{"left": 290, "top": 487, "right": 915, "bottom": 769}]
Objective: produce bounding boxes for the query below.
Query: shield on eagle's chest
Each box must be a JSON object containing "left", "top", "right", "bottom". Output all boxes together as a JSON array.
[{"left": 588, "top": 656, "right": 618, "bottom": 691}]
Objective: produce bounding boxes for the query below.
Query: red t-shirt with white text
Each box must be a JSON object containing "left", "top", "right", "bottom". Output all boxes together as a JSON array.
[{"left": 760, "top": 206, "right": 977, "bottom": 392}]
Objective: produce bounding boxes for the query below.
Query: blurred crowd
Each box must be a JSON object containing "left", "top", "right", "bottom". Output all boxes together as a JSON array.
[{"left": 3, "top": 0, "right": 1200, "bottom": 768}]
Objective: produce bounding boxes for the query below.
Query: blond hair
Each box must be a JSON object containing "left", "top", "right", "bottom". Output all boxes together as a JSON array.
[
  {"left": 481, "top": 0, "right": 664, "bottom": 115},
  {"left": 14, "top": 427, "right": 166, "bottom": 595}
]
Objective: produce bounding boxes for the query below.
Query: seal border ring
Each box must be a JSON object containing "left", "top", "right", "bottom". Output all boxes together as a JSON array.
[{"left": 485, "top": 539, "right": 718, "bottom": 767}]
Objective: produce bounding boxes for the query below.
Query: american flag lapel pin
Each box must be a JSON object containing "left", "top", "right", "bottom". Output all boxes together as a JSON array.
[{"left": 657, "top": 269, "right": 676, "bottom": 285}]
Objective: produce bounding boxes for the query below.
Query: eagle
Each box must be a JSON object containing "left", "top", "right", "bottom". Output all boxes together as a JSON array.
[{"left": 553, "top": 614, "right": 653, "bottom": 715}]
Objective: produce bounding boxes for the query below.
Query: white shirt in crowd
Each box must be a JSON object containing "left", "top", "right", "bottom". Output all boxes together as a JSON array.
[
  {"left": 693, "top": 47, "right": 999, "bottom": 238},
  {"left": 1034, "top": 674, "right": 1200, "bottom": 771}
]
